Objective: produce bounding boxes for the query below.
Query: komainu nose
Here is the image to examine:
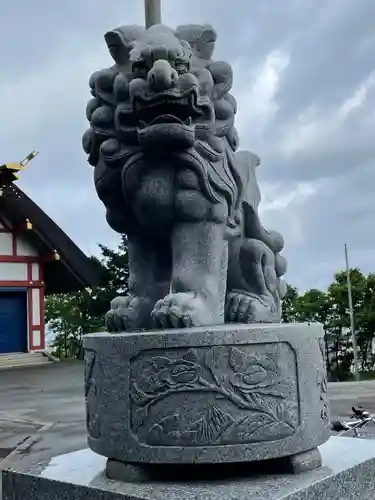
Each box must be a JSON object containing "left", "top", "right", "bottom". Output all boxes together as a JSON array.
[{"left": 147, "top": 60, "right": 178, "bottom": 91}]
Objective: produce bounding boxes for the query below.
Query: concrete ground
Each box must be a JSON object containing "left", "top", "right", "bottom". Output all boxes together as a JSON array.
[
  {"left": 0, "top": 362, "right": 86, "bottom": 456},
  {"left": 1, "top": 362, "right": 375, "bottom": 457}
]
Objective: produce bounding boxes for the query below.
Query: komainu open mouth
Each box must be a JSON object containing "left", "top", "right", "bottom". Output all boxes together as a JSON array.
[
  {"left": 134, "top": 90, "right": 202, "bottom": 128},
  {"left": 138, "top": 115, "right": 193, "bottom": 129}
]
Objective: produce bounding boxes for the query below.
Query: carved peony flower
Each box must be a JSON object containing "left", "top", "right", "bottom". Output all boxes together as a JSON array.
[
  {"left": 231, "top": 367, "right": 270, "bottom": 393},
  {"left": 228, "top": 347, "right": 278, "bottom": 394},
  {"left": 139, "top": 349, "right": 201, "bottom": 393},
  {"left": 158, "top": 359, "right": 202, "bottom": 387}
]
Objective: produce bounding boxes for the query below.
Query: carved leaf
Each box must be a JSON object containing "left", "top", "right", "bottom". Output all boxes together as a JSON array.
[
  {"left": 229, "top": 347, "right": 258, "bottom": 373},
  {"left": 276, "top": 403, "right": 295, "bottom": 429},
  {"left": 130, "top": 382, "right": 154, "bottom": 407},
  {"left": 235, "top": 414, "right": 275, "bottom": 440},
  {"left": 133, "top": 406, "right": 149, "bottom": 429},
  {"left": 276, "top": 403, "right": 283, "bottom": 420},
  {"left": 244, "top": 392, "right": 275, "bottom": 416},
  {"left": 190, "top": 406, "right": 234, "bottom": 444},
  {"left": 256, "top": 356, "right": 277, "bottom": 374},
  {"left": 182, "top": 349, "right": 198, "bottom": 363},
  {"left": 252, "top": 392, "right": 268, "bottom": 409},
  {"left": 316, "top": 342, "right": 329, "bottom": 423},
  {"left": 256, "top": 383, "right": 291, "bottom": 398}
]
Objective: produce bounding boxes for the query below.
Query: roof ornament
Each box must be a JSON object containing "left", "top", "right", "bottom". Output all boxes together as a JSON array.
[{"left": 0, "top": 150, "right": 39, "bottom": 184}]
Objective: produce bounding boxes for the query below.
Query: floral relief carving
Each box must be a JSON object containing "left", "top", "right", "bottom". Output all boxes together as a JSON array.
[
  {"left": 129, "top": 343, "right": 299, "bottom": 446},
  {"left": 317, "top": 338, "right": 329, "bottom": 424},
  {"left": 85, "top": 348, "right": 101, "bottom": 439}
]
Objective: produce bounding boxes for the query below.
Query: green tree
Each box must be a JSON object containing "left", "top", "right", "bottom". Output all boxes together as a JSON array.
[
  {"left": 281, "top": 284, "right": 299, "bottom": 323},
  {"left": 87, "top": 235, "right": 130, "bottom": 318},
  {"left": 45, "top": 288, "right": 104, "bottom": 359},
  {"left": 326, "top": 269, "right": 364, "bottom": 379},
  {"left": 280, "top": 268, "right": 375, "bottom": 380},
  {"left": 294, "top": 289, "right": 330, "bottom": 324},
  {"left": 351, "top": 272, "right": 375, "bottom": 371},
  {"left": 293, "top": 288, "right": 333, "bottom": 375},
  {"left": 46, "top": 236, "right": 129, "bottom": 359}
]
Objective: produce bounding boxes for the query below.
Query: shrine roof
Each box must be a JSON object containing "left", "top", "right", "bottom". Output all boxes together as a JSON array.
[{"left": 0, "top": 183, "right": 100, "bottom": 294}]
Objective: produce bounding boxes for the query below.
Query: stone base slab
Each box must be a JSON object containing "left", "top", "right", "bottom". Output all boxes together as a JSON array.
[
  {"left": 84, "top": 323, "right": 330, "bottom": 465},
  {"left": 105, "top": 447, "right": 323, "bottom": 482},
  {"left": 2, "top": 437, "right": 375, "bottom": 500}
]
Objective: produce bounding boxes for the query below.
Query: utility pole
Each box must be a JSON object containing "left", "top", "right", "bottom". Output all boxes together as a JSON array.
[
  {"left": 144, "top": 0, "right": 162, "bottom": 29},
  {"left": 345, "top": 243, "right": 360, "bottom": 381}
]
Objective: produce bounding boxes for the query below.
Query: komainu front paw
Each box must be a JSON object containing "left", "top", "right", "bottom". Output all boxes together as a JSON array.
[
  {"left": 152, "top": 292, "right": 216, "bottom": 329},
  {"left": 105, "top": 296, "right": 154, "bottom": 332},
  {"left": 225, "top": 292, "right": 279, "bottom": 324}
]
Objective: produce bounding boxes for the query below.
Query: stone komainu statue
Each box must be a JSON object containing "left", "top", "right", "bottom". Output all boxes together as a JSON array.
[{"left": 82, "top": 24, "right": 287, "bottom": 331}]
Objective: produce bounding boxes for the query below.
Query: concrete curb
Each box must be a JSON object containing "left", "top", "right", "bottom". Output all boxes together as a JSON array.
[
  {"left": 38, "top": 350, "right": 60, "bottom": 363},
  {"left": 0, "top": 364, "right": 50, "bottom": 371},
  {"left": 0, "top": 417, "right": 51, "bottom": 428},
  {"left": 0, "top": 422, "right": 53, "bottom": 467}
]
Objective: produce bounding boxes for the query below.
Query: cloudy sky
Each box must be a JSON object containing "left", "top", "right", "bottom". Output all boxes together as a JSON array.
[{"left": 1, "top": 0, "right": 374, "bottom": 292}]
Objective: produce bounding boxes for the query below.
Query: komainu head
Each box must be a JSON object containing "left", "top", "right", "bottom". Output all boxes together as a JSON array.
[
  {"left": 128, "top": 25, "right": 216, "bottom": 152},
  {"left": 82, "top": 23, "right": 239, "bottom": 166}
]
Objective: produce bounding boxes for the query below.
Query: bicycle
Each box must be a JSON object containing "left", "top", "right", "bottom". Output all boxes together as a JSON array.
[{"left": 331, "top": 406, "right": 375, "bottom": 437}]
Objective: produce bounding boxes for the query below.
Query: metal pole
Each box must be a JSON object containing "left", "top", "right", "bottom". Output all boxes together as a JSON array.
[
  {"left": 144, "top": 0, "right": 162, "bottom": 29},
  {"left": 345, "top": 243, "right": 360, "bottom": 381}
]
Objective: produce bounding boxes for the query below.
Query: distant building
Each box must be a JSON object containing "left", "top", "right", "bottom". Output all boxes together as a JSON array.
[{"left": 0, "top": 181, "right": 98, "bottom": 355}]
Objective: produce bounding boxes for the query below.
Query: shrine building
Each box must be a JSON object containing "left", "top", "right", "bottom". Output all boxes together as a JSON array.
[{"left": 0, "top": 155, "right": 98, "bottom": 355}]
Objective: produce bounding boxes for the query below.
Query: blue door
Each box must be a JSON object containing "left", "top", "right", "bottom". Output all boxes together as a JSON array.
[{"left": 0, "top": 292, "right": 27, "bottom": 354}]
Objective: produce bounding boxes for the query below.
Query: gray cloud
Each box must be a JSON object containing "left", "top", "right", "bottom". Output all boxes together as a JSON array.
[{"left": 1, "top": 0, "right": 374, "bottom": 292}]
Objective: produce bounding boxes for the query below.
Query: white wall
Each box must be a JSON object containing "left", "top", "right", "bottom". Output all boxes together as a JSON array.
[
  {"left": 0, "top": 262, "right": 28, "bottom": 281},
  {"left": 0, "top": 233, "right": 13, "bottom": 254},
  {"left": 31, "top": 263, "right": 39, "bottom": 280},
  {"left": 32, "top": 330, "right": 41, "bottom": 347},
  {"left": 32, "top": 288, "right": 40, "bottom": 324}
]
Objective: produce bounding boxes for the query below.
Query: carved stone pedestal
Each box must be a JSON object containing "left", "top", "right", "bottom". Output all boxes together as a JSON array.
[{"left": 84, "top": 323, "right": 330, "bottom": 481}]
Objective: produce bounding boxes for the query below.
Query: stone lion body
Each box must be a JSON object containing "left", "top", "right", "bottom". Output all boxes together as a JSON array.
[{"left": 83, "top": 24, "right": 287, "bottom": 331}]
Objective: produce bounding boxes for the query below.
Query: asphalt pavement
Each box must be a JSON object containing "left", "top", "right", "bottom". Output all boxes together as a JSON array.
[{"left": 0, "top": 361, "right": 86, "bottom": 456}]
